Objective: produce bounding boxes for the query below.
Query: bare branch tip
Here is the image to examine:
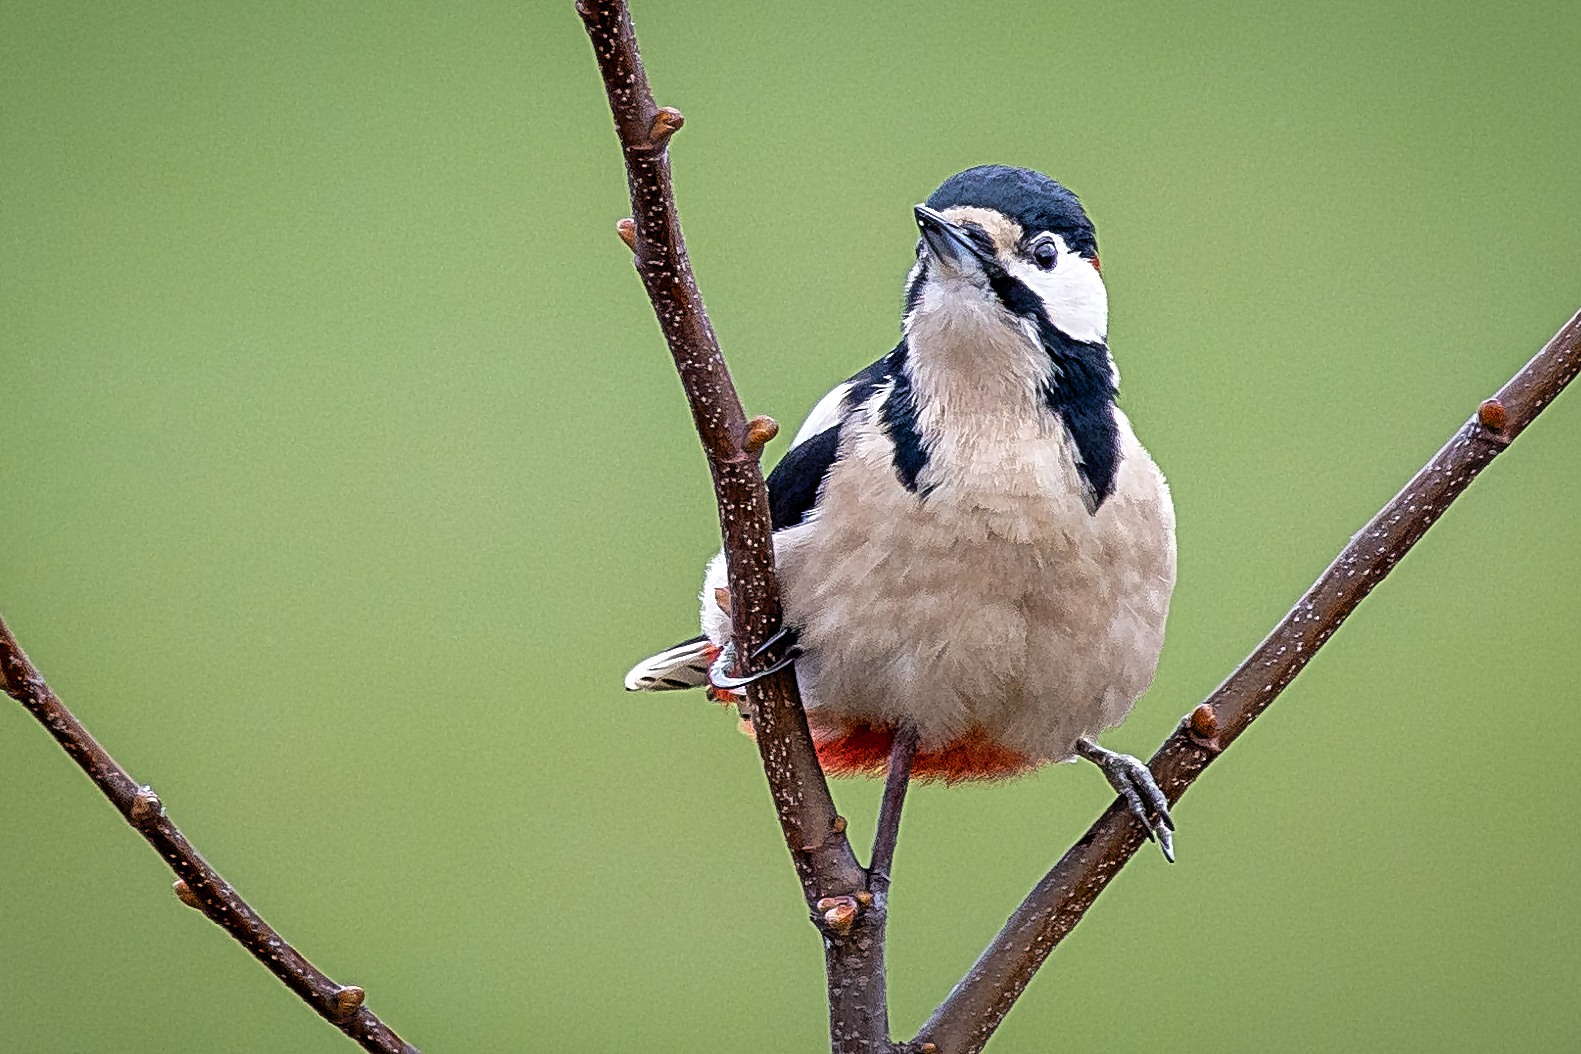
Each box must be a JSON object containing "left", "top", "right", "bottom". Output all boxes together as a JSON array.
[
  {"left": 650, "top": 107, "right": 685, "bottom": 147},
  {"left": 130, "top": 786, "right": 163, "bottom": 825},
  {"left": 1478, "top": 398, "right": 1507, "bottom": 433},
  {"left": 172, "top": 879, "right": 202, "bottom": 910},
  {"left": 332, "top": 985, "right": 366, "bottom": 1021},
  {"left": 616, "top": 217, "right": 637, "bottom": 250},
  {"left": 744, "top": 415, "right": 780, "bottom": 456}
]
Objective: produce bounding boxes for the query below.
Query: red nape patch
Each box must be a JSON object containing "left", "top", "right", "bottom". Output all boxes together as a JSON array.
[
  {"left": 812, "top": 721, "right": 1038, "bottom": 785},
  {"left": 1090, "top": 255, "right": 1102, "bottom": 275}
]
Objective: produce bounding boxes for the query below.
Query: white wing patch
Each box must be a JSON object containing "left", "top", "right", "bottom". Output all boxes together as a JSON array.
[{"left": 790, "top": 381, "right": 853, "bottom": 448}]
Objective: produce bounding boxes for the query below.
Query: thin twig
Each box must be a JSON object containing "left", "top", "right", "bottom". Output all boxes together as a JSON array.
[
  {"left": 575, "top": 2, "right": 884, "bottom": 1049},
  {"left": 914, "top": 307, "right": 1581, "bottom": 1054},
  {"left": 0, "top": 613, "right": 420, "bottom": 1054}
]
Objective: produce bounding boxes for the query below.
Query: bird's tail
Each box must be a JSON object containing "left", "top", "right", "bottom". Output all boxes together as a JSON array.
[{"left": 623, "top": 634, "right": 717, "bottom": 692}]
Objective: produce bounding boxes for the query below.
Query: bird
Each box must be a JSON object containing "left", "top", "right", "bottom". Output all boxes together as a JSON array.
[{"left": 624, "top": 164, "right": 1178, "bottom": 858}]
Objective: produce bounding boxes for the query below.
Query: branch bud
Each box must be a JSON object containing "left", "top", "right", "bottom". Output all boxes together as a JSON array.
[
  {"left": 744, "top": 415, "right": 779, "bottom": 457},
  {"left": 173, "top": 879, "right": 202, "bottom": 910},
  {"left": 130, "top": 786, "right": 163, "bottom": 826},
  {"left": 1187, "top": 703, "right": 1222, "bottom": 751},
  {"left": 650, "top": 106, "right": 685, "bottom": 147},
  {"left": 331, "top": 985, "right": 366, "bottom": 1021},
  {"left": 616, "top": 217, "right": 637, "bottom": 251},
  {"left": 1478, "top": 397, "right": 1507, "bottom": 432}
]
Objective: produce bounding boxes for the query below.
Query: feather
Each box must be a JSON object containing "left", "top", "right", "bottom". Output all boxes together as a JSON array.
[
  {"left": 623, "top": 634, "right": 715, "bottom": 692},
  {"left": 789, "top": 381, "right": 852, "bottom": 447},
  {"left": 767, "top": 424, "right": 842, "bottom": 530}
]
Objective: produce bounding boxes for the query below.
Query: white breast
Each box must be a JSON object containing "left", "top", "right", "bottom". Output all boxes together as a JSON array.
[
  {"left": 700, "top": 287, "right": 1175, "bottom": 763},
  {"left": 772, "top": 398, "right": 1174, "bottom": 762}
]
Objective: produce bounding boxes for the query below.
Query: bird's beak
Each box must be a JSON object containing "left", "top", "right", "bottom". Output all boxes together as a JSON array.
[{"left": 914, "top": 204, "right": 992, "bottom": 273}]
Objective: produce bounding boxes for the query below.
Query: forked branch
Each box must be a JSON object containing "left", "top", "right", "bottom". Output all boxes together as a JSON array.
[
  {"left": 577, "top": 3, "right": 1581, "bottom": 1053},
  {"left": 10, "top": 7, "right": 1571, "bottom": 1054}
]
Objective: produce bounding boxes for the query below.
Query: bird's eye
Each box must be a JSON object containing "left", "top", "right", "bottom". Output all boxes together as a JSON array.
[{"left": 1031, "top": 238, "right": 1058, "bottom": 271}]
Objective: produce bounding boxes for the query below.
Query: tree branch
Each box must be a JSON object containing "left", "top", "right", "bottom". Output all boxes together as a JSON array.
[
  {"left": 579, "top": 3, "right": 1581, "bottom": 1050},
  {"left": 575, "top": 1, "right": 884, "bottom": 1048},
  {"left": 0, "top": 612, "right": 421, "bottom": 1054},
  {"left": 914, "top": 307, "right": 1581, "bottom": 1054}
]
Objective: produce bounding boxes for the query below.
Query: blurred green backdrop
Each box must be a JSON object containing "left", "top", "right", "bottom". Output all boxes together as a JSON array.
[{"left": 3, "top": 1, "right": 1578, "bottom": 1051}]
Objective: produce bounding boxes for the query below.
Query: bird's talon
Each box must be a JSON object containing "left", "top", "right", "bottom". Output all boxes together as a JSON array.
[
  {"left": 750, "top": 625, "right": 799, "bottom": 661},
  {"left": 708, "top": 639, "right": 801, "bottom": 690},
  {"left": 1076, "top": 738, "right": 1176, "bottom": 862}
]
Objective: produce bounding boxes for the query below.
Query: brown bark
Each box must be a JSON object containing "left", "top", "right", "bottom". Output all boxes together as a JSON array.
[
  {"left": 0, "top": 614, "right": 421, "bottom": 1054},
  {"left": 912, "top": 309, "right": 1581, "bottom": 1053},
  {"left": 575, "top": 1, "right": 883, "bottom": 1048},
  {"left": 577, "top": 6, "right": 1581, "bottom": 1053}
]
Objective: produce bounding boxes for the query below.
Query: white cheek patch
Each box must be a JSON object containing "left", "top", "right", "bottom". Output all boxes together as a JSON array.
[{"left": 1007, "top": 235, "right": 1108, "bottom": 346}]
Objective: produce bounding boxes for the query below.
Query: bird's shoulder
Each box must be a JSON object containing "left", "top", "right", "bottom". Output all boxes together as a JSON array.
[
  {"left": 768, "top": 347, "right": 905, "bottom": 530},
  {"left": 786, "top": 348, "right": 900, "bottom": 447}
]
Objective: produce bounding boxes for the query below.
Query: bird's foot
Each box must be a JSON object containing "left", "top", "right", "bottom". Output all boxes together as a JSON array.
[
  {"left": 1075, "top": 738, "right": 1175, "bottom": 863},
  {"left": 707, "top": 627, "right": 801, "bottom": 691}
]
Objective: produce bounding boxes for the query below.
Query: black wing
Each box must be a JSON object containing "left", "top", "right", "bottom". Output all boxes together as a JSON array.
[
  {"left": 767, "top": 424, "right": 841, "bottom": 530},
  {"left": 767, "top": 345, "right": 912, "bottom": 529}
]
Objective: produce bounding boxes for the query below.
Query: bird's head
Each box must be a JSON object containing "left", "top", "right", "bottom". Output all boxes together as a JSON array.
[
  {"left": 899, "top": 165, "right": 1120, "bottom": 512},
  {"left": 905, "top": 164, "right": 1107, "bottom": 349}
]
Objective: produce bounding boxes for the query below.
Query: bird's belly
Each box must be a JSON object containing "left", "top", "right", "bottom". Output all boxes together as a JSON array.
[{"left": 774, "top": 436, "right": 1174, "bottom": 770}]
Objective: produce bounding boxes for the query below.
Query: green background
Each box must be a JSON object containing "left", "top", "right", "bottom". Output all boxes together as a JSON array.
[{"left": 3, "top": 1, "right": 1578, "bottom": 1050}]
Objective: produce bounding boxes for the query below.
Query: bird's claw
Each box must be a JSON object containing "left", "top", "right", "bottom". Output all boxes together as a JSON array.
[
  {"left": 750, "top": 625, "right": 797, "bottom": 661},
  {"left": 1076, "top": 738, "right": 1175, "bottom": 863},
  {"left": 708, "top": 648, "right": 801, "bottom": 689},
  {"left": 708, "top": 628, "right": 801, "bottom": 690}
]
